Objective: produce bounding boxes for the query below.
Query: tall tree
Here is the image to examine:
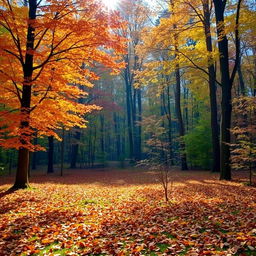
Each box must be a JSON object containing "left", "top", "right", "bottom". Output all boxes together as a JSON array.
[
  {"left": 172, "top": 5, "right": 188, "bottom": 169},
  {"left": 183, "top": 0, "right": 221, "bottom": 172},
  {"left": 166, "top": 0, "right": 220, "bottom": 172},
  {"left": 119, "top": 0, "right": 150, "bottom": 162},
  {"left": 0, "top": 0, "right": 125, "bottom": 188},
  {"left": 201, "top": 0, "right": 220, "bottom": 172},
  {"left": 213, "top": 0, "right": 242, "bottom": 180}
]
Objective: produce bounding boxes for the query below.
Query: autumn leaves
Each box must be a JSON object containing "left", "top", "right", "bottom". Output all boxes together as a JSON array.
[
  {"left": 0, "top": 170, "right": 255, "bottom": 255},
  {"left": 0, "top": 0, "right": 126, "bottom": 188}
]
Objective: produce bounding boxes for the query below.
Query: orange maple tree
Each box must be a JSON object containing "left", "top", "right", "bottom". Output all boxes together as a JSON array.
[{"left": 0, "top": 0, "right": 125, "bottom": 188}]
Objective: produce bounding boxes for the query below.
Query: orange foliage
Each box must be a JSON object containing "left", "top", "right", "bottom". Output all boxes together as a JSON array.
[{"left": 0, "top": 0, "right": 126, "bottom": 150}]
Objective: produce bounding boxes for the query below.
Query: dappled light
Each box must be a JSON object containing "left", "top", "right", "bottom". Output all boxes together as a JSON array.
[
  {"left": 0, "top": 169, "right": 255, "bottom": 255},
  {"left": 0, "top": 0, "right": 255, "bottom": 254}
]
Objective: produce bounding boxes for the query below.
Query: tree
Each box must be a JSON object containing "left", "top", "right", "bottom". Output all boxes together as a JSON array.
[
  {"left": 201, "top": 0, "right": 220, "bottom": 173},
  {"left": 118, "top": 0, "right": 150, "bottom": 162},
  {"left": 136, "top": 0, "right": 192, "bottom": 170},
  {"left": 182, "top": 0, "right": 220, "bottom": 172},
  {"left": 213, "top": 0, "right": 242, "bottom": 180},
  {"left": 231, "top": 96, "right": 256, "bottom": 186},
  {"left": 0, "top": 0, "right": 125, "bottom": 189},
  {"left": 140, "top": 115, "right": 172, "bottom": 202},
  {"left": 143, "top": 0, "right": 243, "bottom": 176}
]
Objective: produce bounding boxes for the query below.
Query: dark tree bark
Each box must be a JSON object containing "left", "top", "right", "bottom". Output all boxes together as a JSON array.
[
  {"left": 161, "top": 83, "right": 174, "bottom": 165},
  {"left": 136, "top": 88, "right": 142, "bottom": 160},
  {"left": 174, "top": 63, "right": 188, "bottom": 170},
  {"left": 171, "top": 0, "right": 188, "bottom": 170},
  {"left": 202, "top": 0, "right": 220, "bottom": 173},
  {"left": 213, "top": 0, "right": 242, "bottom": 180},
  {"left": 166, "top": 85, "right": 174, "bottom": 165},
  {"left": 13, "top": 0, "right": 37, "bottom": 189},
  {"left": 132, "top": 88, "right": 137, "bottom": 159},
  {"left": 47, "top": 136, "right": 54, "bottom": 173},
  {"left": 124, "top": 63, "right": 134, "bottom": 161}
]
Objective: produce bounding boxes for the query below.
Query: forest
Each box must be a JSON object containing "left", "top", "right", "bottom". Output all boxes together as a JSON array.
[{"left": 0, "top": 0, "right": 255, "bottom": 255}]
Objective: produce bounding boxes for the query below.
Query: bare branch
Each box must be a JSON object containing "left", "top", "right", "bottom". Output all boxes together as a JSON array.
[{"left": 230, "top": 0, "right": 243, "bottom": 86}]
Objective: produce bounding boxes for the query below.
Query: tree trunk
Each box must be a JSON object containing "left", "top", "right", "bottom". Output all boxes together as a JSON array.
[
  {"left": 171, "top": 4, "right": 188, "bottom": 170},
  {"left": 213, "top": 0, "right": 232, "bottom": 180},
  {"left": 160, "top": 92, "right": 167, "bottom": 164},
  {"left": 14, "top": 148, "right": 30, "bottom": 189},
  {"left": 203, "top": 0, "right": 220, "bottom": 173},
  {"left": 13, "top": 0, "right": 37, "bottom": 189},
  {"left": 132, "top": 88, "right": 138, "bottom": 160},
  {"left": 183, "top": 87, "right": 189, "bottom": 131},
  {"left": 124, "top": 65, "right": 134, "bottom": 161},
  {"left": 47, "top": 136, "right": 54, "bottom": 173},
  {"left": 136, "top": 88, "right": 142, "bottom": 160},
  {"left": 166, "top": 85, "right": 174, "bottom": 165},
  {"left": 237, "top": 55, "right": 245, "bottom": 95},
  {"left": 174, "top": 64, "right": 188, "bottom": 170},
  {"left": 162, "top": 83, "right": 174, "bottom": 165}
]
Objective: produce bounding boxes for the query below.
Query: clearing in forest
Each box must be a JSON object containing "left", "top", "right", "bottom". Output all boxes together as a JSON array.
[{"left": 0, "top": 169, "right": 255, "bottom": 256}]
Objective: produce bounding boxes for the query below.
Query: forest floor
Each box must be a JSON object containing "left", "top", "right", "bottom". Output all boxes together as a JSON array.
[{"left": 0, "top": 168, "right": 255, "bottom": 256}]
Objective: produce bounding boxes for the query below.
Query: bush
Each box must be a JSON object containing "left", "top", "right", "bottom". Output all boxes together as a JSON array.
[
  {"left": 230, "top": 96, "right": 256, "bottom": 185},
  {"left": 184, "top": 118, "right": 212, "bottom": 169}
]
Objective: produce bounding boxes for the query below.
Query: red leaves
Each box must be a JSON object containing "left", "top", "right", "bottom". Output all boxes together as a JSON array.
[
  {"left": 0, "top": 0, "right": 126, "bottom": 152},
  {"left": 0, "top": 169, "right": 255, "bottom": 255}
]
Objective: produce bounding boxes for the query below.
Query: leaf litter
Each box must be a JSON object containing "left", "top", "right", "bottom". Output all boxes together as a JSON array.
[{"left": 0, "top": 169, "right": 255, "bottom": 255}]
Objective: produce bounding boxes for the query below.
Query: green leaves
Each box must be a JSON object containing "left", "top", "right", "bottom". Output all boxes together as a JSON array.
[{"left": 184, "top": 117, "right": 212, "bottom": 169}]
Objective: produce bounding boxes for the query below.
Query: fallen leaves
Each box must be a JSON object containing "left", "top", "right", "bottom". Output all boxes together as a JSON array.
[{"left": 0, "top": 169, "right": 255, "bottom": 255}]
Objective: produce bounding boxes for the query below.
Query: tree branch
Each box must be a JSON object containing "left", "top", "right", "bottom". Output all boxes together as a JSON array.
[
  {"left": 30, "top": 85, "right": 52, "bottom": 112},
  {"left": 230, "top": 0, "right": 243, "bottom": 86},
  {"left": 176, "top": 49, "right": 222, "bottom": 87}
]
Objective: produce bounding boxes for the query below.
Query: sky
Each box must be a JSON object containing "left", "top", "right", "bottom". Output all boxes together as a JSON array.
[{"left": 101, "top": 0, "right": 161, "bottom": 10}]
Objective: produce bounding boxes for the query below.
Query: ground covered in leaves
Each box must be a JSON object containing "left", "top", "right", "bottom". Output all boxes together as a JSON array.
[{"left": 0, "top": 168, "right": 255, "bottom": 256}]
